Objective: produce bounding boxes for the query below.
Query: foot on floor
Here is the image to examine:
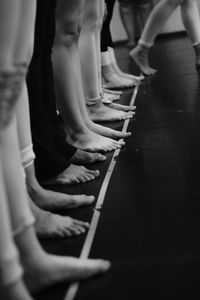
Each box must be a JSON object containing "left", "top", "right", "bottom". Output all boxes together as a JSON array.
[{"left": 42, "top": 164, "right": 100, "bottom": 185}]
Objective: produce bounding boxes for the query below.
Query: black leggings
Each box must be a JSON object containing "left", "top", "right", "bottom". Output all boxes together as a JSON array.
[
  {"left": 101, "top": 0, "right": 115, "bottom": 52},
  {"left": 27, "top": 0, "right": 76, "bottom": 182}
]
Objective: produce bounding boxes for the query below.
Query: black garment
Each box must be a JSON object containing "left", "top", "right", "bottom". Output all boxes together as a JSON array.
[
  {"left": 27, "top": 0, "right": 76, "bottom": 182},
  {"left": 101, "top": 0, "right": 116, "bottom": 52}
]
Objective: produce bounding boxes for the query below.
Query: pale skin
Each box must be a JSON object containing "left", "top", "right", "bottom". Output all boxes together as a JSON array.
[
  {"left": 53, "top": 0, "right": 133, "bottom": 147},
  {"left": 14, "top": 58, "right": 97, "bottom": 237},
  {"left": 119, "top": 0, "right": 153, "bottom": 49},
  {"left": 16, "top": 81, "right": 98, "bottom": 211},
  {"left": 0, "top": 0, "right": 33, "bottom": 298},
  {"left": 0, "top": 1, "right": 110, "bottom": 299},
  {"left": 15, "top": 81, "right": 98, "bottom": 235},
  {"left": 26, "top": 163, "right": 96, "bottom": 211},
  {"left": 130, "top": 0, "right": 200, "bottom": 75},
  {"left": 79, "top": 0, "right": 135, "bottom": 118},
  {"left": 29, "top": 199, "right": 90, "bottom": 239},
  {"left": 101, "top": 2, "right": 142, "bottom": 88},
  {"left": 16, "top": 83, "right": 101, "bottom": 186}
]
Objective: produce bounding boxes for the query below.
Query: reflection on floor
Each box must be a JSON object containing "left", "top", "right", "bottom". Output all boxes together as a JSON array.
[{"left": 35, "top": 33, "right": 200, "bottom": 300}]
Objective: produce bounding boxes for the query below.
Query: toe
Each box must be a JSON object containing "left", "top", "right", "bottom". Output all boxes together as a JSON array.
[
  {"left": 74, "top": 220, "right": 90, "bottom": 228},
  {"left": 71, "top": 177, "right": 80, "bottom": 184},
  {"left": 84, "top": 195, "right": 95, "bottom": 204},
  {"left": 97, "top": 154, "right": 106, "bottom": 161},
  {"left": 91, "top": 169, "right": 100, "bottom": 177},
  {"left": 73, "top": 225, "right": 86, "bottom": 234},
  {"left": 63, "top": 229, "right": 72, "bottom": 237}
]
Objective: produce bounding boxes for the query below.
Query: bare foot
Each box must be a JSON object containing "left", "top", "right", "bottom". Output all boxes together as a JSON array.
[
  {"left": 67, "top": 130, "right": 124, "bottom": 153},
  {"left": 105, "top": 102, "right": 136, "bottom": 112},
  {"left": 102, "top": 88, "right": 122, "bottom": 95},
  {"left": 102, "top": 64, "right": 134, "bottom": 89},
  {"left": 26, "top": 164, "right": 95, "bottom": 211},
  {"left": 101, "top": 91, "right": 120, "bottom": 101},
  {"left": 43, "top": 164, "right": 100, "bottom": 186},
  {"left": 87, "top": 101, "right": 134, "bottom": 122},
  {"left": 70, "top": 149, "right": 106, "bottom": 165},
  {"left": 108, "top": 47, "right": 144, "bottom": 83},
  {"left": 23, "top": 253, "right": 110, "bottom": 293},
  {"left": 87, "top": 119, "right": 132, "bottom": 139},
  {"left": 30, "top": 201, "right": 89, "bottom": 239},
  {"left": 110, "top": 62, "right": 140, "bottom": 86},
  {"left": 129, "top": 45, "right": 157, "bottom": 76},
  {"left": 29, "top": 185, "right": 95, "bottom": 211},
  {"left": 111, "top": 64, "right": 142, "bottom": 86}
]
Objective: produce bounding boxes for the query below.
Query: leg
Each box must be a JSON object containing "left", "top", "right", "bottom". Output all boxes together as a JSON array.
[
  {"left": 135, "top": 0, "right": 153, "bottom": 38},
  {"left": 0, "top": 2, "right": 33, "bottom": 298},
  {"left": 74, "top": 0, "right": 133, "bottom": 135},
  {"left": 101, "top": 0, "right": 135, "bottom": 88},
  {"left": 0, "top": 140, "right": 31, "bottom": 300},
  {"left": 96, "top": 0, "right": 105, "bottom": 96},
  {"left": 6, "top": 115, "right": 110, "bottom": 286},
  {"left": 130, "top": 0, "right": 183, "bottom": 75},
  {"left": 16, "top": 82, "right": 95, "bottom": 213},
  {"left": 0, "top": 0, "right": 110, "bottom": 291},
  {"left": 119, "top": 0, "right": 136, "bottom": 49},
  {"left": 180, "top": 0, "right": 200, "bottom": 67},
  {"left": 16, "top": 84, "right": 93, "bottom": 239},
  {"left": 2, "top": 119, "right": 109, "bottom": 288},
  {"left": 79, "top": 0, "right": 100, "bottom": 100},
  {"left": 79, "top": 0, "right": 134, "bottom": 122},
  {"left": 27, "top": 0, "right": 100, "bottom": 184},
  {"left": 96, "top": 0, "right": 135, "bottom": 100},
  {"left": 53, "top": 0, "right": 126, "bottom": 150},
  {"left": 101, "top": 0, "right": 141, "bottom": 87}
]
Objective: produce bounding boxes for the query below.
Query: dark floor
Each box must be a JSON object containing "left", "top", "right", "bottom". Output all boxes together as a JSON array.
[{"left": 35, "top": 33, "right": 200, "bottom": 300}]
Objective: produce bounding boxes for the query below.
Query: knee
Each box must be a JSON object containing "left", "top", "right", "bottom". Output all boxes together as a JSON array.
[
  {"left": 82, "top": 7, "right": 99, "bottom": 32},
  {"left": 56, "top": 17, "right": 82, "bottom": 47},
  {"left": 0, "top": 67, "right": 25, "bottom": 130}
]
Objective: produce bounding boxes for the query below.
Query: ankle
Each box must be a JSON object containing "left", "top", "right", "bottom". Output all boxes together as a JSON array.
[
  {"left": 138, "top": 39, "right": 153, "bottom": 49},
  {"left": 27, "top": 181, "right": 41, "bottom": 198},
  {"left": 15, "top": 226, "right": 45, "bottom": 264},
  {"left": 67, "top": 125, "right": 90, "bottom": 139},
  {"left": 68, "top": 129, "right": 90, "bottom": 141}
]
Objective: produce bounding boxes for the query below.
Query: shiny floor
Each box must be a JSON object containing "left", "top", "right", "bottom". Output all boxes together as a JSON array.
[{"left": 35, "top": 33, "right": 200, "bottom": 300}]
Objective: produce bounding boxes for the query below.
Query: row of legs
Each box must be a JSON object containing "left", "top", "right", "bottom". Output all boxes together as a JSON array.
[{"left": 0, "top": 0, "right": 112, "bottom": 299}]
